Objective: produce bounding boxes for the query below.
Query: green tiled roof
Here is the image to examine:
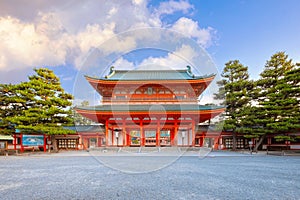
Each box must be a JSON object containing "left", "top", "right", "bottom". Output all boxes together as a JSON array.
[
  {"left": 86, "top": 66, "right": 215, "bottom": 81},
  {"left": 64, "top": 125, "right": 104, "bottom": 132},
  {"left": 76, "top": 104, "right": 224, "bottom": 112}
]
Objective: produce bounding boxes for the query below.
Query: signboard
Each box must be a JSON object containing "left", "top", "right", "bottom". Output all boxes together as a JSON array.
[{"left": 22, "top": 135, "right": 44, "bottom": 146}]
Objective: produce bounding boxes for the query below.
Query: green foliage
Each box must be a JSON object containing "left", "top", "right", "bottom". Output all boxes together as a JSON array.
[
  {"left": 274, "top": 135, "right": 295, "bottom": 142},
  {"left": 245, "top": 52, "right": 299, "bottom": 141},
  {"left": 215, "top": 60, "right": 252, "bottom": 128},
  {"left": 238, "top": 52, "right": 299, "bottom": 152},
  {"left": 1, "top": 68, "right": 75, "bottom": 135},
  {"left": 215, "top": 53, "right": 299, "bottom": 151},
  {"left": 0, "top": 83, "right": 27, "bottom": 134},
  {"left": 214, "top": 60, "right": 252, "bottom": 150}
]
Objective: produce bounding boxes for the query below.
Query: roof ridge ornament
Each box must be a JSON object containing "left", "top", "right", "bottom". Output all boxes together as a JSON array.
[
  {"left": 186, "top": 65, "right": 195, "bottom": 78},
  {"left": 105, "top": 66, "right": 115, "bottom": 79}
]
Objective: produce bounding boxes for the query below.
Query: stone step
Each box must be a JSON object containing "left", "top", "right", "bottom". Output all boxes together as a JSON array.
[
  {"left": 89, "top": 146, "right": 210, "bottom": 153},
  {"left": 120, "top": 147, "right": 142, "bottom": 153}
]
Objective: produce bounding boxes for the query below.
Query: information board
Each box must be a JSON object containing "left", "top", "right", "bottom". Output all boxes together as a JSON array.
[{"left": 22, "top": 135, "right": 44, "bottom": 146}]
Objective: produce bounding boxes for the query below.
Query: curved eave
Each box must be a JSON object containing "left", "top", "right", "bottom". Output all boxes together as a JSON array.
[
  {"left": 75, "top": 106, "right": 225, "bottom": 123},
  {"left": 84, "top": 74, "right": 216, "bottom": 85},
  {"left": 76, "top": 108, "right": 225, "bottom": 117}
]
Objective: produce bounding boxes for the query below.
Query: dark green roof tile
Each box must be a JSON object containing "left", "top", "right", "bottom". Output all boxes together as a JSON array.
[
  {"left": 64, "top": 125, "right": 104, "bottom": 132},
  {"left": 86, "top": 66, "right": 215, "bottom": 81}
]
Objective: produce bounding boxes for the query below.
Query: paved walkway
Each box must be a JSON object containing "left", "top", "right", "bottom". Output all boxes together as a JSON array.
[
  {"left": 1, "top": 150, "right": 299, "bottom": 200},
  {"left": 5, "top": 148, "right": 300, "bottom": 158},
  {"left": 20, "top": 148, "right": 265, "bottom": 157}
]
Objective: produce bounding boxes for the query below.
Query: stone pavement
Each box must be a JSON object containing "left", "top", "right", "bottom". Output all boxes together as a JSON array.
[{"left": 1, "top": 150, "right": 300, "bottom": 200}]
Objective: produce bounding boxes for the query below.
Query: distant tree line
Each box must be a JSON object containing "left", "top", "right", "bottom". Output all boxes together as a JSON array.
[{"left": 215, "top": 52, "right": 300, "bottom": 151}]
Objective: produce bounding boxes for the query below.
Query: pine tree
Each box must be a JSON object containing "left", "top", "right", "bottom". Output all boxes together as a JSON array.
[
  {"left": 0, "top": 83, "right": 30, "bottom": 134},
  {"left": 6, "top": 68, "right": 74, "bottom": 135},
  {"left": 214, "top": 60, "right": 252, "bottom": 150},
  {"left": 273, "top": 64, "right": 300, "bottom": 141},
  {"left": 245, "top": 52, "right": 298, "bottom": 151}
]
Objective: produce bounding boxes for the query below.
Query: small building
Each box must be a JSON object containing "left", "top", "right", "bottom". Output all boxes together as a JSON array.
[
  {"left": 62, "top": 125, "right": 104, "bottom": 150},
  {"left": 0, "top": 134, "right": 14, "bottom": 151}
]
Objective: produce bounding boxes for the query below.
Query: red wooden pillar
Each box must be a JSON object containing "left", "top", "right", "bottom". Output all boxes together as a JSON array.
[
  {"left": 84, "top": 138, "right": 88, "bottom": 150},
  {"left": 156, "top": 118, "right": 160, "bottom": 146},
  {"left": 191, "top": 119, "right": 195, "bottom": 147},
  {"left": 200, "top": 135, "right": 203, "bottom": 147},
  {"left": 126, "top": 128, "right": 130, "bottom": 146},
  {"left": 140, "top": 119, "right": 144, "bottom": 146},
  {"left": 43, "top": 135, "right": 47, "bottom": 152},
  {"left": 20, "top": 134, "right": 24, "bottom": 153},
  {"left": 170, "top": 129, "right": 174, "bottom": 145},
  {"left": 13, "top": 134, "right": 16, "bottom": 150},
  {"left": 212, "top": 136, "right": 217, "bottom": 150},
  {"left": 105, "top": 119, "right": 109, "bottom": 147},
  {"left": 174, "top": 118, "right": 178, "bottom": 146}
]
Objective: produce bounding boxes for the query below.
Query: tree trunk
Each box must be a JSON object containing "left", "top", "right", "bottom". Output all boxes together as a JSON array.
[
  {"left": 253, "top": 135, "right": 266, "bottom": 152},
  {"left": 232, "top": 132, "right": 237, "bottom": 151}
]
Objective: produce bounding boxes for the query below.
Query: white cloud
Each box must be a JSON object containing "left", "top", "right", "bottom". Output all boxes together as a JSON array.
[
  {"left": 0, "top": 15, "right": 70, "bottom": 71},
  {"left": 111, "top": 57, "right": 135, "bottom": 70},
  {"left": 138, "top": 44, "right": 197, "bottom": 69},
  {"left": 132, "top": 0, "right": 145, "bottom": 6},
  {"left": 110, "top": 44, "right": 197, "bottom": 71},
  {"left": 107, "top": 7, "right": 118, "bottom": 18},
  {"left": 101, "top": 36, "right": 137, "bottom": 55},
  {"left": 155, "top": 0, "right": 194, "bottom": 16},
  {"left": 0, "top": 0, "right": 216, "bottom": 82},
  {"left": 76, "top": 23, "right": 116, "bottom": 54},
  {"left": 172, "top": 17, "right": 215, "bottom": 47},
  {"left": 109, "top": 42, "right": 217, "bottom": 77}
]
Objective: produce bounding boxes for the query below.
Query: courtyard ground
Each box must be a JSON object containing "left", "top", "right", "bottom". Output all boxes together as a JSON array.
[{"left": 0, "top": 150, "right": 299, "bottom": 200}]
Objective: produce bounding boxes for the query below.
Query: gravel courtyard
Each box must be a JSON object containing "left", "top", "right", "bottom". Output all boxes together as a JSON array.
[{"left": 0, "top": 151, "right": 299, "bottom": 200}]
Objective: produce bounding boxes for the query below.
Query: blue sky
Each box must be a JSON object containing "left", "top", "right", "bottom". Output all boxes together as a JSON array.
[
  {"left": 196, "top": 0, "right": 300, "bottom": 79},
  {"left": 0, "top": 0, "right": 299, "bottom": 99}
]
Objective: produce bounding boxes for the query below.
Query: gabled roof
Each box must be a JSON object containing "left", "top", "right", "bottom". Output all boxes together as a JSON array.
[{"left": 85, "top": 66, "right": 215, "bottom": 81}]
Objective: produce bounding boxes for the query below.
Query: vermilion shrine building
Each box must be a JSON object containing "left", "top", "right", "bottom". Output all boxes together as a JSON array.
[{"left": 76, "top": 66, "right": 225, "bottom": 148}]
